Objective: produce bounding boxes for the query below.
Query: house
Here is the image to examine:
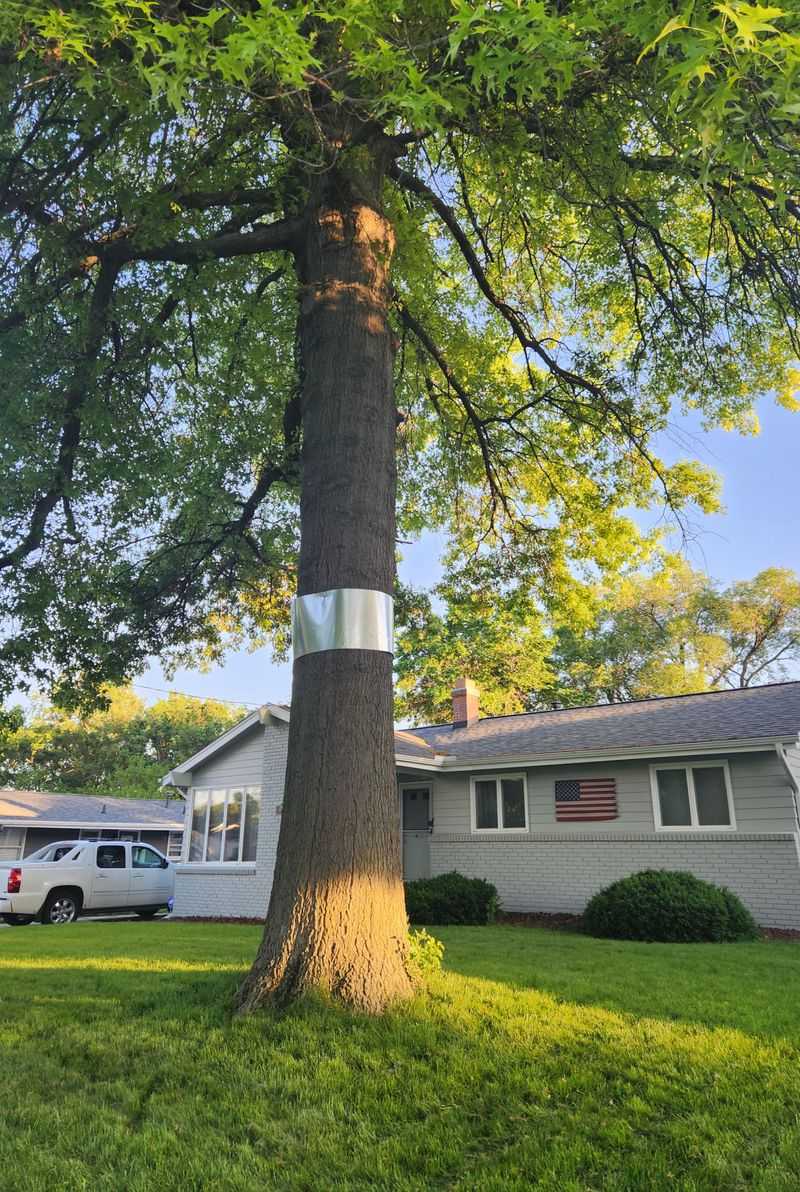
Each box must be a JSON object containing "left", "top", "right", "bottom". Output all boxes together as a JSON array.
[
  {"left": 0, "top": 789, "right": 185, "bottom": 862},
  {"left": 162, "top": 680, "right": 800, "bottom": 928}
]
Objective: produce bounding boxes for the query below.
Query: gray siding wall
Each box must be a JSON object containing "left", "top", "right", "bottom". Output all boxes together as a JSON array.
[
  {"left": 432, "top": 750, "right": 798, "bottom": 835},
  {"left": 187, "top": 722, "right": 267, "bottom": 790},
  {"left": 429, "top": 749, "right": 800, "bottom": 926},
  {"left": 171, "top": 718, "right": 288, "bottom": 920}
]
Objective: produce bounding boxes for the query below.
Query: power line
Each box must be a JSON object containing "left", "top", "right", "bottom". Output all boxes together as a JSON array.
[{"left": 131, "top": 683, "right": 261, "bottom": 709}]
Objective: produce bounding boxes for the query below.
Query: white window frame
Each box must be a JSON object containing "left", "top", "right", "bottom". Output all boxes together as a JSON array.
[
  {"left": 167, "top": 831, "right": 184, "bottom": 860},
  {"left": 649, "top": 761, "right": 736, "bottom": 831},
  {"left": 188, "top": 786, "right": 261, "bottom": 863},
  {"left": 469, "top": 772, "right": 529, "bottom": 834}
]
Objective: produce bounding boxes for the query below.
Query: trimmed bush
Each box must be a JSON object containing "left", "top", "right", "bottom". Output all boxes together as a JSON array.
[
  {"left": 405, "top": 871, "right": 500, "bottom": 925},
  {"left": 407, "top": 928, "right": 445, "bottom": 975},
  {"left": 583, "top": 869, "right": 760, "bottom": 943}
]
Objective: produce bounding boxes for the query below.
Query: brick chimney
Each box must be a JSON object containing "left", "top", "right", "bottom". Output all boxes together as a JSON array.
[{"left": 452, "top": 677, "right": 480, "bottom": 728}]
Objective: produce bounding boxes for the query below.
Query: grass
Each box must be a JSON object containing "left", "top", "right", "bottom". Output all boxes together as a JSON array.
[{"left": 1, "top": 924, "right": 800, "bottom": 1190}]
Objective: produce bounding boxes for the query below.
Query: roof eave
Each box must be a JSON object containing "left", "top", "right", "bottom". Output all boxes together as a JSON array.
[
  {"left": 160, "top": 707, "right": 274, "bottom": 786},
  {"left": 433, "top": 733, "right": 800, "bottom": 771},
  {"left": 0, "top": 818, "right": 184, "bottom": 830}
]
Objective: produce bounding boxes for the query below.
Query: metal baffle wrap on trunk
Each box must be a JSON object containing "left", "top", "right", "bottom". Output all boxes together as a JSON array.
[{"left": 292, "top": 588, "right": 394, "bottom": 659}]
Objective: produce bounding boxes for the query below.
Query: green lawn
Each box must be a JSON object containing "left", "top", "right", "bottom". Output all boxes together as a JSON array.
[{"left": 2, "top": 923, "right": 800, "bottom": 1190}]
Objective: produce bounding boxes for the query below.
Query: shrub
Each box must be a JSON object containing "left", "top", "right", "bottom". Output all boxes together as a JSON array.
[
  {"left": 583, "top": 869, "right": 760, "bottom": 943},
  {"left": 405, "top": 871, "right": 500, "bottom": 925},
  {"left": 407, "top": 928, "right": 445, "bottom": 975}
]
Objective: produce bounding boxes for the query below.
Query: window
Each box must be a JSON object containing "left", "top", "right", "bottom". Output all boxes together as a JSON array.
[
  {"left": 651, "top": 763, "right": 735, "bottom": 830},
  {"left": 132, "top": 845, "right": 164, "bottom": 869},
  {"left": 166, "top": 831, "right": 184, "bottom": 861},
  {"left": 96, "top": 844, "right": 126, "bottom": 868},
  {"left": 187, "top": 787, "right": 262, "bottom": 863},
  {"left": 0, "top": 827, "right": 25, "bottom": 861},
  {"left": 470, "top": 774, "right": 528, "bottom": 832}
]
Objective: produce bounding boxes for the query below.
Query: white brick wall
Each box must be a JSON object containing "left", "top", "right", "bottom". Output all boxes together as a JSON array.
[
  {"left": 171, "top": 717, "right": 288, "bottom": 920},
  {"left": 430, "top": 833, "right": 800, "bottom": 928}
]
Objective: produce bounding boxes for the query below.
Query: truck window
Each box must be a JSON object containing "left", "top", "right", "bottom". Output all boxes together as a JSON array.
[
  {"left": 96, "top": 844, "right": 126, "bottom": 869},
  {"left": 132, "top": 845, "right": 163, "bottom": 869}
]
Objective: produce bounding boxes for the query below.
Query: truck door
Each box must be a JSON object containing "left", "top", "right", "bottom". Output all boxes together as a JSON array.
[
  {"left": 90, "top": 843, "right": 130, "bottom": 908},
  {"left": 129, "top": 844, "right": 171, "bottom": 907}
]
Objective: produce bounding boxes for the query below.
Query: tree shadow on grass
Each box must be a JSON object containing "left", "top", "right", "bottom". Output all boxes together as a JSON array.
[{"left": 1, "top": 956, "right": 800, "bottom": 1191}]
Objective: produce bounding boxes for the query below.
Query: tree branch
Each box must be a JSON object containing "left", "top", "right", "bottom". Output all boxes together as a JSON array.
[
  {"left": 388, "top": 163, "right": 603, "bottom": 400},
  {"left": 0, "top": 258, "right": 122, "bottom": 570},
  {"left": 109, "top": 216, "right": 304, "bottom": 266}
]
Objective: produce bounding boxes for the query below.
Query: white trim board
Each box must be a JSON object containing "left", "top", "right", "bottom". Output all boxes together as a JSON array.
[{"left": 0, "top": 818, "right": 183, "bottom": 830}]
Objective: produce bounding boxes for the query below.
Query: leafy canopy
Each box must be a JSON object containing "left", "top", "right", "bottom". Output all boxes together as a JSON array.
[
  {"left": 396, "top": 560, "right": 800, "bottom": 722},
  {"left": 0, "top": 1, "right": 798, "bottom": 704},
  {"left": 0, "top": 687, "right": 240, "bottom": 798}
]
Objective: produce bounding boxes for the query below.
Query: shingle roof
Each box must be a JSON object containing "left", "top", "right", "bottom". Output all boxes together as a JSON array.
[
  {"left": 393, "top": 730, "right": 437, "bottom": 760},
  {"left": 0, "top": 789, "right": 185, "bottom": 829},
  {"left": 410, "top": 682, "right": 800, "bottom": 761}
]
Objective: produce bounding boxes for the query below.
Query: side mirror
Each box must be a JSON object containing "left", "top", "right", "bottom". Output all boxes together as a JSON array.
[{"left": 161, "top": 858, "right": 169, "bottom": 869}]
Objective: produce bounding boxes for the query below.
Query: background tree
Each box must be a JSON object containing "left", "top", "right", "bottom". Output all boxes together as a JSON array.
[
  {"left": 0, "top": 688, "right": 239, "bottom": 798},
  {"left": 396, "top": 560, "right": 800, "bottom": 722},
  {"left": 1, "top": 2, "right": 799, "bottom": 1010}
]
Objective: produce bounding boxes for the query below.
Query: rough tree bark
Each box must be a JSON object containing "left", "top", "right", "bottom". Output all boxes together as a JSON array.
[{"left": 236, "top": 140, "right": 414, "bottom": 1014}]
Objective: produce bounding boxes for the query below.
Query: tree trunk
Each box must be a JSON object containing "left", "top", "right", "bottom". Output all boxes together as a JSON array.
[{"left": 236, "top": 149, "right": 413, "bottom": 1014}]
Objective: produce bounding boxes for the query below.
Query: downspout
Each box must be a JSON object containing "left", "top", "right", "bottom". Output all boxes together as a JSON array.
[{"left": 775, "top": 741, "right": 800, "bottom": 832}]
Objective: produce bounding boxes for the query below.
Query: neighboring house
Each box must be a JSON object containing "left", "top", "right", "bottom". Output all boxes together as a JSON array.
[
  {"left": 162, "top": 681, "right": 800, "bottom": 928},
  {"left": 0, "top": 789, "right": 185, "bottom": 862}
]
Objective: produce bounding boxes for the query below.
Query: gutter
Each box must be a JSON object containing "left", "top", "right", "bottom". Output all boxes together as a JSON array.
[{"left": 0, "top": 819, "right": 184, "bottom": 831}]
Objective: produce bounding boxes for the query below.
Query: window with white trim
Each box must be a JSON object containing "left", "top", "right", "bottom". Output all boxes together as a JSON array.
[
  {"left": 166, "top": 831, "right": 184, "bottom": 860},
  {"left": 188, "top": 787, "right": 261, "bottom": 862},
  {"left": 651, "top": 763, "right": 735, "bottom": 830},
  {"left": 471, "top": 774, "right": 528, "bottom": 832}
]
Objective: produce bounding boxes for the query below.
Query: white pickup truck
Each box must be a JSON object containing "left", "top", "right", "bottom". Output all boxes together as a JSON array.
[{"left": 0, "top": 839, "right": 174, "bottom": 926}]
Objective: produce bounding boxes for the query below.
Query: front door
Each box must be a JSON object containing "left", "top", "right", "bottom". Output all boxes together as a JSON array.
[{"left": 401, "top": 785, "right": 431, "bottom": 881}]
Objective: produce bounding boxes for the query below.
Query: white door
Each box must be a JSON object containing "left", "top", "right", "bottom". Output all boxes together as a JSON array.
[
  {"left": 129, "top": 844, "right": 172, "bottom": 907},
  {"left": 401, "top": 785, "right": 431, "bottom": 881},
  {"left": 90, "top": 843, "right": 130, "bottom": 908}
]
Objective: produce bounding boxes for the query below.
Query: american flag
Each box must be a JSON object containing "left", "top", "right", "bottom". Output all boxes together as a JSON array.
[{"left": 555, "top": 778, "right": 617, "bottom": 821}]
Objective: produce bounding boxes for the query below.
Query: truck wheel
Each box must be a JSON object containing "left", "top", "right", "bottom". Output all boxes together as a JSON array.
[
  {"left": 1, "top": 914, "right": 34, "bottom": 926},
  {"left": 41, "top": 891, "right": 81, "bottom": 925}
]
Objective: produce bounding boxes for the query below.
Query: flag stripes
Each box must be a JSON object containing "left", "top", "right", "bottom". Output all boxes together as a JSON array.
[{"left": 554, "top": 778, "right": 617, "bottom": 821}]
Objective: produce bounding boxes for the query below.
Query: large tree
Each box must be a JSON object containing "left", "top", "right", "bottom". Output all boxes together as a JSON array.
[{"left": 1, "top": 2, "right": 799, "bottom": 1010}]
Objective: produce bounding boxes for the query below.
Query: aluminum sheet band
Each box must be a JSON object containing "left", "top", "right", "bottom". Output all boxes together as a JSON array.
[{"left": 292, "top": 588, "right": 394, "bottom": 659}]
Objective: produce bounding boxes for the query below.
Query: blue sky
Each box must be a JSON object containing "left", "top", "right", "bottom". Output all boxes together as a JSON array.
[{"left": 136, "top": 398, "right": 800, "bottom": 712}]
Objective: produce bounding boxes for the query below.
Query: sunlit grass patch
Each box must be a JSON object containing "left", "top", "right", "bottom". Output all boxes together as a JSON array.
[{"left": 1, "top": 922, "right": 799, "bottom": 1190}]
